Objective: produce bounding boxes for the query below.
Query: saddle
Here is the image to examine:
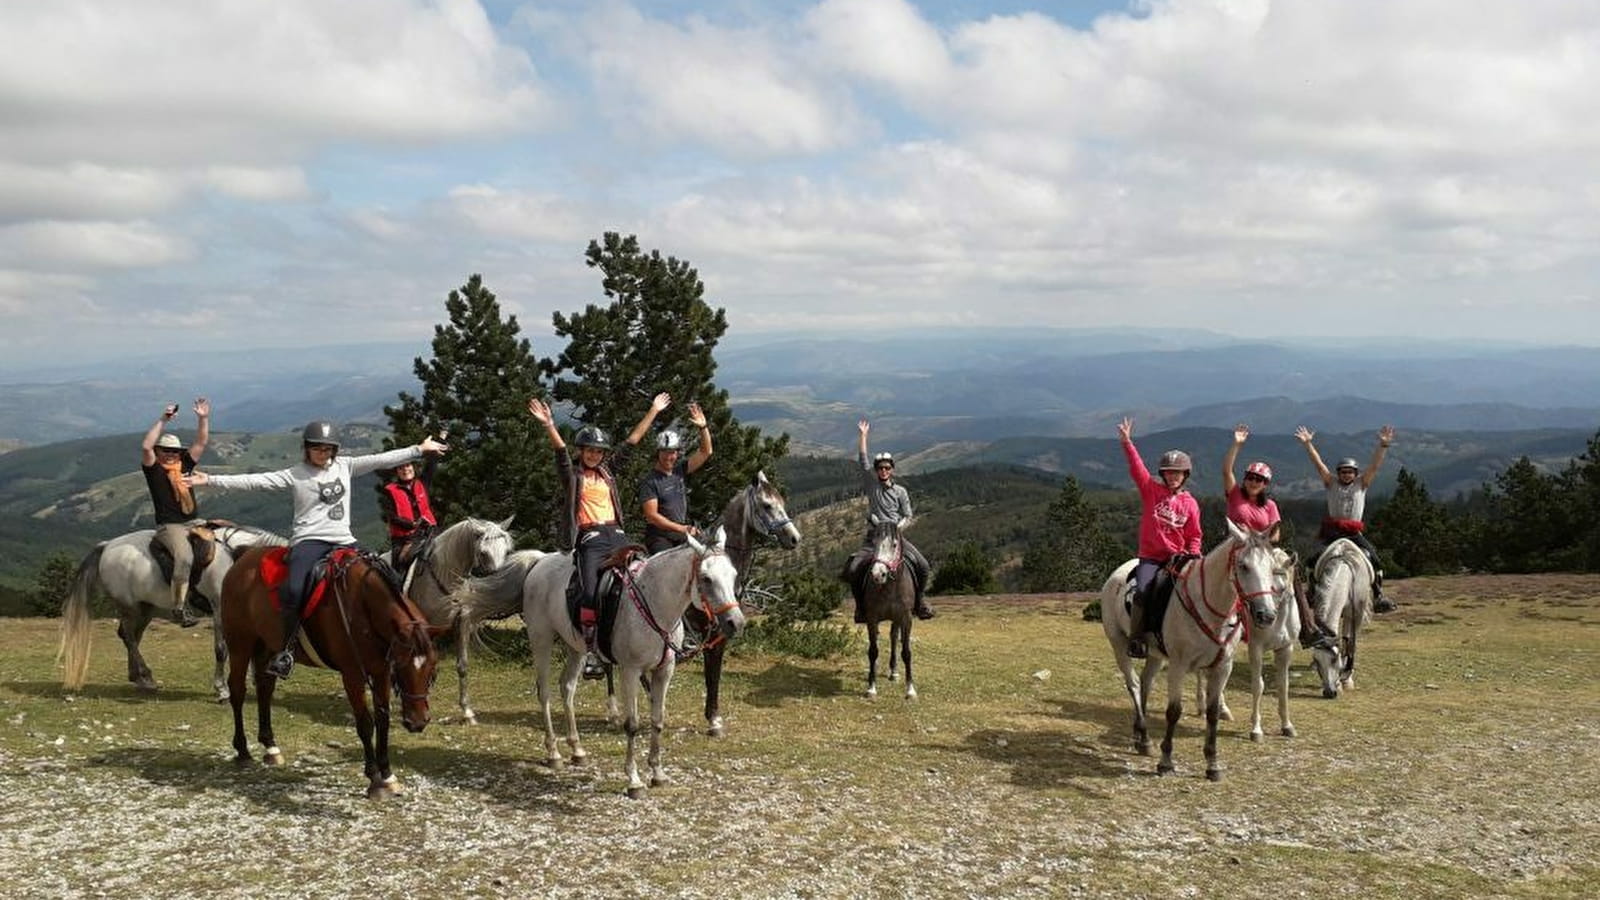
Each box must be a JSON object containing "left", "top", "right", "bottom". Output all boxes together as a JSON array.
[
  {"left": 566, "top": 546, "right": 646, "bottom": 663},
  {"left": 258, "top": 547, "right": 362, "bottom": 621},
  {"left": 148, "top": 522, "right": 222, "bottom": 588},
  {"left": 1124, "top": 568, "right": 1177, "bottom": 652}
]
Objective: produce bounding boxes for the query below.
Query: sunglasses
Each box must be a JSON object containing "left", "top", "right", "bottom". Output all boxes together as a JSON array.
[
  {"left": 307, "top": 443, "right": 336, "bottom": 452},
  {"left": 874, "top": 464, "right": 893, "bottom": 471},
  {"left": 1243, "top": 473, "right": 1267, "bottom": 483}
]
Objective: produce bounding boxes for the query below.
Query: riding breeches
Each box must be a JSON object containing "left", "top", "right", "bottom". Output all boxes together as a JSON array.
[
  {"left": 575, "top": 525, "right": 628, "bottom": 610},
  {"left": 283, "top": 540, "right": 347, "bottom": 614}
]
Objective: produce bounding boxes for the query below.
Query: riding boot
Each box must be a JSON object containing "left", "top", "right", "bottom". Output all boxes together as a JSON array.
[
  {"left": 265, "top": 606, "right": 300, "bottom": 679},
  {"left": 1371, "top": 570, "right": 1395, "bottom": 613},
  {"left": 678, "top": 617, "right": 701, "bottom": 655},
  {"left": 171, "top": 602, "right": 198, "bottom": 628},
  {"left": 580, "top": 622, "right": 606, "bottom": 681},
  {"left": 1126, "top": 591, "right": 1148, "bottom": 659},
  {"left": 911, "top": 567, "right": 936, "bottom": 620}
]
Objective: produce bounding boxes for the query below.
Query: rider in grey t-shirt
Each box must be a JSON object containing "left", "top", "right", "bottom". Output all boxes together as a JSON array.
[{"left": 1296, "top": 424, "right": 1396, "bottom": 612}]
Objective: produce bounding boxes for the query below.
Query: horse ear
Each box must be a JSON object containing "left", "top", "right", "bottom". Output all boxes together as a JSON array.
[
  {"left": 1226, "top": 518, "right": 1248, "bottom": 544},
  {"left": 686, "top": 531, "right": 707, "bottom": 555},
  {"left": 497, "top": 515, "right": 514, "bottom": 531},
  {"left": 712, "top": 525, "right": 727, "bottom": 549},
  {"left": 754, "top": 470, "right": 769, "bottom": 487}
]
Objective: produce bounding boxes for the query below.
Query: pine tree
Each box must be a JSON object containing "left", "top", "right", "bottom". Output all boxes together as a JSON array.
[
  {"left": 539, "top": 233, "right": 789, "bottom": 528},
  {"left": 384, "top": 275, "right": 557, "bottom": 545},
  {"left": 1477, "top": 457, "right": 1575, "bottom": 572},
  {"left": 1020, "top": 476, "right": 1130, "bottom": 592},
  {"left": 1369, "top": 468, "right": 1458, "bottom": 577},
  {"left": 1559, "top": 429, "right": 1600, "bottom": 571}
]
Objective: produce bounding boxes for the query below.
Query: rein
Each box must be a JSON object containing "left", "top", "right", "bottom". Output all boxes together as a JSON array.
[
  {"left": 329, "top": 554, "right": 435, "bottom": 708},
  {"left": 626, "top": 548, "right": 739, "bottom": 666},
  {"left": 724, "top": 484, "right": 793, "bottom": 556},
  {"left": 1173, "top": 542, "right": 1272, "bottom": 667}
]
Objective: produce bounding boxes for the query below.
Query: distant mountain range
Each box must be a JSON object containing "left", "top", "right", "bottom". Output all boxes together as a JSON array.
[{"left": 2, "top": 329, "right": 1596, "bottom": 452}]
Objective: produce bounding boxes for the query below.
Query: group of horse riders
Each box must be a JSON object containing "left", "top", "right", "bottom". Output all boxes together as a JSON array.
[
  {"left": 1118, "top": 417, "right": 1396, "bottom": 660},
  {"left": 140, "top": 396, "right": 1393, "bottom": 678}
]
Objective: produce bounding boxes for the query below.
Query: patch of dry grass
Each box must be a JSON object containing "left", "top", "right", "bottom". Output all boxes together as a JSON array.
[{"left": 1, "top": 574, "right": 1597, "bottom": 898}]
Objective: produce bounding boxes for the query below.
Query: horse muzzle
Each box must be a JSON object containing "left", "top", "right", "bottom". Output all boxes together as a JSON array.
[
  {"left": 718, "top": 608, "right": 747, "bottom": 639},
  {"left": 1251, "top": 605, "right": 1276, "bottom": 628},
  {"left": 403, "top": 706, "right": 430, "bottom": 733}
]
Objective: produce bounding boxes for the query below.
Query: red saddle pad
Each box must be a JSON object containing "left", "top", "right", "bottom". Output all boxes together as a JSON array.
[{"left": 259, "top": 547, "right": 359, "bottom": 620}]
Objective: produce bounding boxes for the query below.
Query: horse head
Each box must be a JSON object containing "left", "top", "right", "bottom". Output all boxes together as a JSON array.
[
  {"left": 686, "top": 526, "right": 745, "bottom": 640},
  {"left": 868, "top": 520, "right": 903, "bottom": 585},
  {"left": 353, "top": 561, "right": 441, "bottom": 733},
  {"left": 1225, "top": 519, "right": 1278, "bottom": 629},
  {"left": 469, "top": 516, "right": 516, "bottom": 577},
  {"left": 747, "top": 471, "right": 801, "bottom": 549}
]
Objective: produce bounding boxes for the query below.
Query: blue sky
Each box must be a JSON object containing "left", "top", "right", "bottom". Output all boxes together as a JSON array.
[{"left": 3, "top": 0, "right": 1599, "bottom": 370}]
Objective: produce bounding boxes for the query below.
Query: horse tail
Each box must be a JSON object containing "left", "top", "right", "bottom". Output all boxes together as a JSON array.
[
  {"left": 59, "top": 543, "right": 105, "bottom": 691},
  {"left": 453, "top": 549, "right": 547, "bottom": 627}
]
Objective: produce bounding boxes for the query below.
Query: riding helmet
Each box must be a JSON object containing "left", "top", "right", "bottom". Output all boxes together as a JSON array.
[
  {"left": 302, "top": 420, "right": 340, "bottom": 448},
  {"left": 1158, "top": 450, "right": 1192, "bottom": 473},
  {"left": 1335, "top": 457, "right": 1360, "bottom": 473},
  {"left": 656, "top": 430, "right": 683, "bottom": 451},
  {"left": 872, "top": 451, "right": 895, "bottom": 469},
  {"left": 1244, "top": 461, "right": 1273, "bottom": 482},
  {"left": 574, "top": 425, "right": 611, "bottom": 450}
]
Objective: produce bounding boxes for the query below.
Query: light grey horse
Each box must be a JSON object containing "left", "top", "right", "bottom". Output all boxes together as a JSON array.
[
  {"left": 1199, "top": 547, "right": 1301, "bottom": 741},
  {"left": 447, "top": 527, "right": 744, "bottom": 797},
  {"left": 59, "top": 524, "right": 287, "bottom": 699},
  {"left": 399, "top": 516, "right": 515, "bottom": 724},
  {"left": 1308, "top": 538, "right": 1374, "bottom": 699},
  {"left": 1100, "top": 519, "right": 1279, "bottom": 781}
]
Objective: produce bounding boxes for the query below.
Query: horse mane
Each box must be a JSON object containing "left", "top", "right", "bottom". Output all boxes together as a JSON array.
[{"left": 600, "top": 543, "right": 647, "bottom": 571}]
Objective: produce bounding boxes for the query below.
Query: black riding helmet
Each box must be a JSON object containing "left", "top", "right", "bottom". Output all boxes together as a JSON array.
[
  {"left": 574, "top": 425, "right": 611, "bottom": 451},
  {"left": 302, "top": 420, "right": 340, "bottom": 459}
]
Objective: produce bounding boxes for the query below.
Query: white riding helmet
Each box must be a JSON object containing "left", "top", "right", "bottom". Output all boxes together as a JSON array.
[
  {"left": 872, "top": 451, "right": 895, "bottom": 469},
  {"left": 656, "top": 430, "right": 683, "bottom": 451}
]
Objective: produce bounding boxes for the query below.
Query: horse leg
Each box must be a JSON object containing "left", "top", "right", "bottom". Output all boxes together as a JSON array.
[
  {"left": 531, "top": 631, "right": 562, "bottom": 767},
  {"left": 886, "top": 619, "right": 900, "bottom": 682},
  {"left": 702, "top": 643, "right": 726, "bottom": 737},
  {"left": 1248, "top": 643, "right": 1267, "bottom": 743},
  {"left": 900, "top": 617, "right": 916, "bottom": 700},
  {"left": 211, "top": 609, "right": 229, "bottom": 703},
  {"left": 228, "top": 643, "right": 253, "bottom": 764},
  {"left": 647, "top": 663, "right": 674, "bottom": 788},
  {"left": 1203, "top": 659, "right": 1233, "bottom": 782},
  {"left": 865, "top": 621, "right": 880, "bottom": 699},
  {"left": 1111, "top": 650, "right": 1148, "bottom": 756},
  {"left": 255, "top": 649, "right": 284, "bottom": 766},
  {"left": 604, "top": 665, "right": 621, "bottom": 727},
  {"left": 1158, "top": 665, "right": 1184, "bottom": 775},
  {"left": 1343, "top": 629, "right": 1359, "bottom": 691},
  {"left": 1138, "top": 658, "right": 1163, "bottom": 757},
  {"left": 370, "top": 672, "right": 399, "bottom": 796},
  {"left": 337, "top": 669, "right": 384, "bottom": 800},
  {"left": 455, "top": 620, "right": 477, "bottom": 725},
  {"left": 1275, "top": 647, "right": 1296, "bottom": 738},
  {"left": 558, "top": 638, "right": 587, "bottom": 766},
  {"left": 119, "top": 607, "right": 157, "bottom": 692},
  {"left": 621, "top": 665, "right": 647, "bottom": 798}
]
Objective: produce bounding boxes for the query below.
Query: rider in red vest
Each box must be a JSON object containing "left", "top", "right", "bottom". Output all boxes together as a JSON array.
[{"left": 376, "top": 452, "right": 439, "bottom": 570}]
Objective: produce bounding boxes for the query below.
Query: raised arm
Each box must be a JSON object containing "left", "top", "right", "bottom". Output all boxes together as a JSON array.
[
  {"left": 1222, "top": 423, "right": 1247, "bottom": 494},
  {"left": 189, "top": 397, "right": 211, "bottom": 462},
  {"left": 140, "top": 404, "right": 178, "bottom": 466},
  {"left": 1295, "top": 426, "right": 1332, "bottom": 486},
  {"left": 1362, "top": 425, "right": 1395, "bottom": 490},
  {"left": 185, "top": 467, "right": 295, "bottom": 492},
  {"left": 1118, "top": 417, "right": 1153, "bottom": 489},
  {"left": 685, "top": 402, "right": 712, "bottom": 474},
  {"left": 625, "top": 392, "right": 671, "bottom": 446},
  {"left": 527, "top": 398, "right": 566, "bottom": 450}
]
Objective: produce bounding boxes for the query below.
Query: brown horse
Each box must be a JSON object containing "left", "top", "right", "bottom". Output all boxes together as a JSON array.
[{"left": 221, "top": 546, "right": 443, "bottom": 799}]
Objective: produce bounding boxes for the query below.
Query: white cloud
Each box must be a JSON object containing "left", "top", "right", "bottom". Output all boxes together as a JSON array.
[
  {"left": 203, "top": 167, "right": 312, "bottom": 203},
  {"left": 447, "top": 184, "right": 591, "bottom": 243},
  {"left": 0, "top": 220, "right": 193, "bottom": 269}
]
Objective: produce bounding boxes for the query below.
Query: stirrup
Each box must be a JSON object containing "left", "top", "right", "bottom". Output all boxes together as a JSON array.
[
  {"left": 913, "top": 599, "right": 936, "bottom": 620},
  {"left": 581, "top": 653, "right": 607, "bottom": 681},
  {"left": 1372, "top": 593, "right": 1396, "bottom": 613},
  {"left": 265, "top": 650, "right": 295, "bottom": 680},
  {"left": 1300, "top": 629, "right": 1337, "bottom": 651},
  {"left": 172, "top": 606, "right": 199, "bottom": 628},
  {"left": 1126, "top": 637, "right": 1148, "bottom": 659}
]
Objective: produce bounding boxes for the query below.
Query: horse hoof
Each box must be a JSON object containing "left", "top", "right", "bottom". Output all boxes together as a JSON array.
[
  {"left": 462, "top": 711, "right": 479, "bottom": 726},
  {"left": 366, "top": 783, "right": 394, "bottom": 800},
  {"left": 625, "top": 786, "right": 646, "bottom": 800},
  {"left": 1218, "top": 708, "right": 1233, "bottom": 722},
  {"left": 1206, "top": 769, "right": 1224, "bottom": 782},
  {"left": 135, "top": 681, "right": 158, "bottom": 694},
  {"left": 1282, "top": 725, "right": 1297, "bottom": 738},
  {"left": 865, "top": 686, "right": 877, "bottom": 699},
  {"left": 650, "top": 775, "right": 667, "bottom": 788},
  {"left": 263, "top": 748, "right": 284, "bottom": 766},
  {"left": 905, "top": 685, "right": 918, "bottom": 701},
  {"left": 1136, "top": 742, "right": 1152, "bottom": 757},
  {"left": 382, "top": 775, "right": 403, "bottom": 796},
  {"left": 887, "top": 671, "right": 899, "bottom": 682},
  {"left": 1249, "top": 731, "right": 1264, "bottom": 743},
  {"left": 214, "top": 693, "right": 229, "bottom": 705},
  {"left": 1156, "top": 763, "right": 1175, "bottom": 776},
  {"left": 569, "top": 753, "right": 588, "bottom": 767},
  {"left": 234, "top": 754, "right": 252, "bottom": 767},
  {"left": 707, "top": 718, "right": 725, "bottom": 738},
  {"left": 545, "top": 756, "right": 565, "bottom": 770}
]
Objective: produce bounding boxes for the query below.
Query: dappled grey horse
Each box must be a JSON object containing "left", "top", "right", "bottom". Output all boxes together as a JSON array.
[
  {"left": 859, "top": 519, "right": 916, "bottom": 700},
  {"left": 59, "top": 524, "right": 287, "bottom": 699},
  {"left": 1198, "top": 547, "right": 1302, "bottom": 741},
  {"left": 448, "top": 527, "right": 743, "bottom": 797},
  {"left": 1101, "top": 520, "right": 1278, "bottom": 781},
  {"left": 1308, "top": 538, "right": 1374, "bottom": 699},
  {"left": 397, "top": 516, "right": 516, "bottom": 724}
]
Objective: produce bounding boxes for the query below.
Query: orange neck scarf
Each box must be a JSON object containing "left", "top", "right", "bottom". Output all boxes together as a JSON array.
[{"left": 161, "top": 458, "right": 196, "bottom": 516}]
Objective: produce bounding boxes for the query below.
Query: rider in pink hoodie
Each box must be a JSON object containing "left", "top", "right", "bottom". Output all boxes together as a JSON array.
[{"left": 1118, "top": 417, "right": 1201, "bottom": 658}]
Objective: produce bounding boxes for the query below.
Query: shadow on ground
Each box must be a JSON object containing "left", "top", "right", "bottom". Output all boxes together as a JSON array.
[
  {"left": 83, "top": 746, "right": 345, "bottom": 819},
  {"left": 741, "top": 660, "right": 847, "bottom": 708}
]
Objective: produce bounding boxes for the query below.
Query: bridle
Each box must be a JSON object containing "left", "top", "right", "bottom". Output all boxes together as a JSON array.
[
  {"left": 1173, "top": 540, "right": 1275, "bottom": 666},
  {"left": 329, "top": 554, "right": 436, "bottom": 709},
  {"left": 870, "top": 524, "right": 903, "bottom": 579},
  {"left": 626, "top": 545, "right": 741, "bottom": 665}
]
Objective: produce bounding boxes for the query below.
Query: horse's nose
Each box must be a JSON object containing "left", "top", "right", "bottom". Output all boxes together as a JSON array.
[
  {"left": 720, "top": 609, "right": 746, "bottom": 638},
  {"left": 1321, "top": 686, "right": 1339, "bottom": 700},
  {"left": 1253, "top": 607, "right": 1275, "bottom": 627}
]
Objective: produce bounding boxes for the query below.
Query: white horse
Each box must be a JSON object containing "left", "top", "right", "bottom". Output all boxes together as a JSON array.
[
  {"left": 399, "top": 516, "right": 516, "bottom": 724},
  {"left": 447, "top": 527, "right": 743, "bottom": 797},
  {"left": 59, "top": 524, "right": 288, "bottom": 699},
  {"left": 1198, "top": 547, "right": 1301, "bottom": 741},
  {"left": 1100, "top": 520, "right": 1279, "bottom": 781},
  {"left": 1308, "top": 538, "right": 1374, "bottom": 699}
]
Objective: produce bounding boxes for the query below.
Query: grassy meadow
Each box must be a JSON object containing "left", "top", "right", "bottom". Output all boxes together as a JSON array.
[{"left": 0, "top": 574, "right": 1597, "bottom": 898}]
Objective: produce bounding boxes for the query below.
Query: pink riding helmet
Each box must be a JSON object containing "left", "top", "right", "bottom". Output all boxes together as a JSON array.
[{"left": 1244, "top": 461, "right": 1273, "bottom": 482}]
